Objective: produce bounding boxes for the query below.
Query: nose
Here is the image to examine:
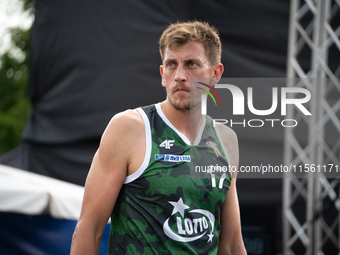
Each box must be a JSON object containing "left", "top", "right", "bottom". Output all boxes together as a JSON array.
[{"left": 175, "top": 64, "right": 187, "bottom": 83}]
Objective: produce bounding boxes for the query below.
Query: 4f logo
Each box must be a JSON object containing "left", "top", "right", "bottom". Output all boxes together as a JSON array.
[{"left": 160, "top": 140, "right": 175, "bottom": 149}]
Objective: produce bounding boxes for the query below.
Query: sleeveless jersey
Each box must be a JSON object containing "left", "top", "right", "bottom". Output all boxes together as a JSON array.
[{"left": 107, "top": 104, "right": 231, "bottom": 255}]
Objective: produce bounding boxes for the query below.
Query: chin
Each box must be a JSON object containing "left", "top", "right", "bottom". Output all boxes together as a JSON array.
[
  {"left": 174, "top": 104, "right": 191, "bottom": 111},
  {"left": 171, "top": 101, "right": 191, "bottom": 111}
]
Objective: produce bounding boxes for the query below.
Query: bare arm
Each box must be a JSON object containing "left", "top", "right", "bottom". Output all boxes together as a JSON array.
[
  {"left": 218, "top": 179, "right": 247, "bottom": 255},
  {"left": 217, "top": 125, "right": 247, "bottom": 255},
  {"left": 70, "top": 110, "right": 144, "bottom": 255}
]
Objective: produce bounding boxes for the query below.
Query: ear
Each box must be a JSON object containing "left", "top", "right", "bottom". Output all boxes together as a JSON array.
[
  {"left": 160, "top": 65, "right": 166, "bottom": 87},
  {"left": 211, "top": 63, "right": 224, "bottom": 85},
  {"left": 212, "top": 63, "right": 224, "bottom": 79}
]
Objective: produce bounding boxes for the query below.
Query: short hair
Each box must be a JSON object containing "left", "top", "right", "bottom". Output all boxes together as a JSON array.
[{"left": 159, "top": 21, "right": 222, "bottom": 65}]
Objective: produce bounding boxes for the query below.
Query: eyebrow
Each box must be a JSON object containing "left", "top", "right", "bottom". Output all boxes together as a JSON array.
[
  {"left": 184, "top": 58, "right": 201, "bottom": 64},
  {"left": 164, "top": 58, "right": 202, "bottom": 65},
  {"left": 164, "top": 59, "right": 177, "bottom": 64}
]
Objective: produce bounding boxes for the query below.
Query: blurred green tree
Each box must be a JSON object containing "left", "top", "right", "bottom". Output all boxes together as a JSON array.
[{"left": 0, "top": 1, "right": 33, "bottom": 155}]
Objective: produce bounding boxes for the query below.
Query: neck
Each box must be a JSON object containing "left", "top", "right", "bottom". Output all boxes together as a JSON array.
[{"left": 160, "top": 100, "right": 204, "bottom": 143}]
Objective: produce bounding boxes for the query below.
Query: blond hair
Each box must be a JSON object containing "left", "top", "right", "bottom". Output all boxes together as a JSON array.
[{"left": 159, "top": 21, "right": 222, "bottom": 65}]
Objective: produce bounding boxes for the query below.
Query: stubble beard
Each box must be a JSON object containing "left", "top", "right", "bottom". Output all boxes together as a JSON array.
[
  {"left": 167, "top": 92, "right": 201, "bottom": 113},
  {"left": 166, "top": 83, "right": 202, "bottom": 112}
]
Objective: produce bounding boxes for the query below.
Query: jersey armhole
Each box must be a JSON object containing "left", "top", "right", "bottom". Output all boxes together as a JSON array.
[
  {"left": 214, "top": 125, "right": 231, "bottom": 169},
  {"left": 124, "top": 108, "right": 151, "bottom": 184},
  {"left": 215, "top": 126, "right": 232, "bottom": 189}
]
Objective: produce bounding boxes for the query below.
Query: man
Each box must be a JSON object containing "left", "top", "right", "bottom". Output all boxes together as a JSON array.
[{"left": 71, "top": 21, "right": 247, "bottom": 255}]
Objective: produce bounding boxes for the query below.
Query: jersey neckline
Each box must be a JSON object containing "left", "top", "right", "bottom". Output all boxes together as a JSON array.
[{"left": 155, "top": 103, "right": 206, "bottom": 146}]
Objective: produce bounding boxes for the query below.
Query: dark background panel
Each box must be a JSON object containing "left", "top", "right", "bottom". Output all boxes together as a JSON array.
[
  {"left": 0, "top": 1, "right": 292, "bottom": 253},
  {"left": 21, "top": 0, "right": 290, "bottom": 189}
]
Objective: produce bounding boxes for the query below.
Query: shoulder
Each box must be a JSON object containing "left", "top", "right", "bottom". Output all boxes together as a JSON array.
[
  {"left": 104, "top": 109, "right": 144, "bottom": 136},
  {"left": 215, "top": 123, "right": 238, "bottom": 147},
  {"left": 109, "top": 109, "right": 144, "bottom": 128},
  {"left": 99, "top": 109, "right": 145, "bottom": 152},
  {"left": 215, "top": 124, "right": 239, "bottom": 174}
]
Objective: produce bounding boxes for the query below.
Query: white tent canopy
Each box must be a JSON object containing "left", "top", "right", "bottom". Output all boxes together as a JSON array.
[{"left": 0, "top": 164, "right": 84, "bottom": 220}]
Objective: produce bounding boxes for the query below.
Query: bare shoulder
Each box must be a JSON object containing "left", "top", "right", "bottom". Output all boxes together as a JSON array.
[
  {"left": 101, "top": 109, "right": 144, "bottom": 144},
  {"left": 105, "top": 109, "right": 143, "bottom": 134},
  {"left": 97, "top": 109, "right": 145, "bottom": 169},
  {"left": 215, "top": 123, "right": 238, "bottom": 148}
]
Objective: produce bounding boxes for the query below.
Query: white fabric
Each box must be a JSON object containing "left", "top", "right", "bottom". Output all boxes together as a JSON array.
[
  {"left": 124, "top": 107, "right": 152, "bottom": 184},
  {"left": 155, "top": 103, "right": 191, "bottom": 145},
  {"left": 0, "top": 164, "right": 84, "bottom": 220}
]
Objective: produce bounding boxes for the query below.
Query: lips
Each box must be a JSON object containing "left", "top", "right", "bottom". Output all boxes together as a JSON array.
[
  {"left": 175, "top": 89, "right": 190, "bottom": 92},
  {"left": 174, "top": 86, "right": 190, "bottom": 92},
  {"left": 173, "top": 82, "right": 190, "bottom": 94}
]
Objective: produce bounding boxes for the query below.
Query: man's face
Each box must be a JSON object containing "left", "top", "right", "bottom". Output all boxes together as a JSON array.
[{"left": 160, "top": 41, "right": 222, "bottom": 112}]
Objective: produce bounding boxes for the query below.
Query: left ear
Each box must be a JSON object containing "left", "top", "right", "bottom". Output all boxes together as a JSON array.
[
  {"left": 212, "top": 63, "right": 224, "bottom": 79},
  {"left": 211, "top": 63, "right": 224, "bottom": 84},
  {"left": 160, "top": 65, "right": 166, "bottom": 87}
]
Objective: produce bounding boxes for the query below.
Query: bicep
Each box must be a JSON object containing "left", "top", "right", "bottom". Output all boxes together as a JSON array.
[
  {"left": 220, "top": 179, "right": 241, "bottom": 240},
  {"left": 218, "top": 179, "right": 246, "bottom": 254},
  {"left": 71, "top": 111, "right": 144, "bottom": 255},
  {"left": 76, "top": 114, "right": 135, "bottom": 237},
  {"left": 78, "top": 148, "right": 126, "bottom": 235},
  {"left": 217, "top": 125, "right": 246, "bottom": 254}
]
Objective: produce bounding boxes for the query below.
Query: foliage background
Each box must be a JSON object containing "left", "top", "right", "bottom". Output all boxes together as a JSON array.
[{"left": 0, "top": 0, "right": 33, "bottom": 155}]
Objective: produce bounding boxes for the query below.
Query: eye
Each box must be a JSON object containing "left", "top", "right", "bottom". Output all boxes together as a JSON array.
[
  {"left": 166, "top": 62, "right": 176, "bottom": 68},
  {"left": 188, "top": 62, "right": 197, "bottom": 67}
]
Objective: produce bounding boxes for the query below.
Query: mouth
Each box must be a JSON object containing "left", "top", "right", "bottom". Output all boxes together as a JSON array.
[{"left": 175, "top": 88, "right": 190, "bottom": 93}]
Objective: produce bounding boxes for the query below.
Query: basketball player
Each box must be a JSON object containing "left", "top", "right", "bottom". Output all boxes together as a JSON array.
[{"left": 71, "top": 21, "right": 247, "bottom": 255}]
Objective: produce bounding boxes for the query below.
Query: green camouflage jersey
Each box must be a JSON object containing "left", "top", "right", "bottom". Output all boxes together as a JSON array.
[{"left": 107, "top": 103, "right": 231, "bottom": 255}]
